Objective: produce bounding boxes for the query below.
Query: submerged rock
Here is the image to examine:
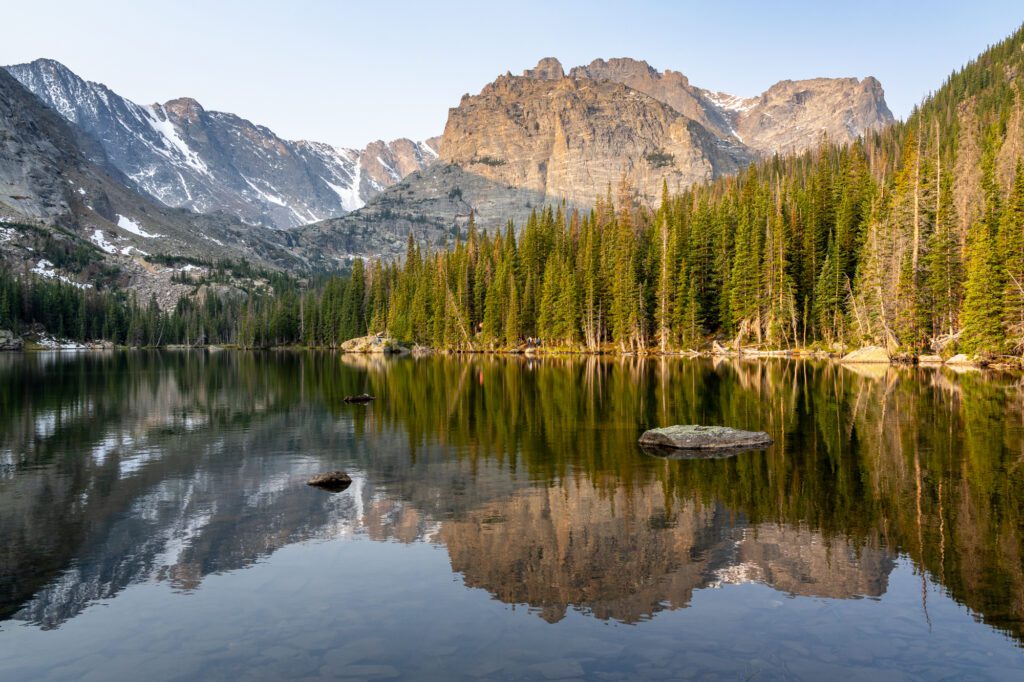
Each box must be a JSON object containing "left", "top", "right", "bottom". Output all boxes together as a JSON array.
[
  {"left": 639, "top": 425, "right": 773, "bottom": 453},
  {"left": 639, "top": 443, "right": 760, "bottom": 460},
  {"left": 343, "top": 393, "right": 375, "bottom": 403},
  {"left": 307, "top": 471, "right": 352, "bottom": 491},
  {"left": 840, "top": 346, "right": 890, "bottom": 363}
]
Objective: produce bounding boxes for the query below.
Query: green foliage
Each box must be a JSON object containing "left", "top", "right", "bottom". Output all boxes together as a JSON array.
[{"left": 644, "top": 150, "right": 675, "bottom": 168}]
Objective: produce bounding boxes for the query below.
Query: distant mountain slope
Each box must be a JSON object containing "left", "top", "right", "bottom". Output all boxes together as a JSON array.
[
  {"left": 5, "top": 59, "right": 439, "bottom": 229},
  {"left": 0, "top": 67, "right": 308, "bottom": 302}
]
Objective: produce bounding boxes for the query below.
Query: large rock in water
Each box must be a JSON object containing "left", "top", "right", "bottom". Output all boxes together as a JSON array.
[
  {"left": 0, "top": 329, "right": 23, "bottom": 351},
  {"left": 639, "top": 425, "right": 773, "bottom": 452},
  {"left": 840, "top": 346, "right": 890, "bottom": 363}
]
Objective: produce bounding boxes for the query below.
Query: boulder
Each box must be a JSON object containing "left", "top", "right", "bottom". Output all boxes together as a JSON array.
[
  {"left": 639, "top": 425, "right": 773, "bottom": 452},
  {"left": 918, "top": 354, "right": 943, "bottom": 364},
  {"left": 945, "top": 354, "right": 975, "bottom": 366},
  {"left": 840, "top": 346, "right": 890, "bottom": 363},
  {"left": 339, "top": 334, "right": 410, "bottom": 354},
  {"left": 0, "top": 329, "right": 23, "bottom": 351},
  {"left": 307, "top": 471, "right": 352, "bottom": 491}
]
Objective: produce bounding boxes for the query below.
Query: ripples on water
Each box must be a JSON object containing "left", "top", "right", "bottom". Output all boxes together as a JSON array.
[{"left": 0, "top": 352, "right": 1022, "bottom": 680}]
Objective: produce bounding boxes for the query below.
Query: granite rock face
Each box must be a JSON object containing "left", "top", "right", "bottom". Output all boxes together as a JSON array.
[
  {"left": 440, "top": 59, "right": 752, "bottom": 206},
  {"left": 439, "top": 57, "right": 892, "bottom": 206},
  {"left": 568, "top": 58, "right": 893, "bottom": 156}
]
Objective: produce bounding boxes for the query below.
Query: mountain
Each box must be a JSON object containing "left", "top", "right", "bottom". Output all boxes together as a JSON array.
[
  {"left": 0, "top": 67, "right": 307, "bottom": 303},
  {"left": 302, "top": 57, "right": 893, "bottom": 260},
  {"left": 569, "top": 58, "right": 893, "bottom": 156},
  {"left": 439, "top": 57, "right": 892, "bottom": 204},
  {"left": 5, "top": 59, "right": 439, "bottom": 230},
  {"left": 439, "top": 57, "right": 754, "bottom": 205}
]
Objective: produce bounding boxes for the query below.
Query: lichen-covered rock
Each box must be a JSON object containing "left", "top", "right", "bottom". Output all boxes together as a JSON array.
[{"left": 639, "top": 425, "right": 773, "bottom": 451}]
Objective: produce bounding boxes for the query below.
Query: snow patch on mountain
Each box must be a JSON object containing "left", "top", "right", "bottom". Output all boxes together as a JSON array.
[
  {"left": 31, "top": 259, "right": 91, "bottom": 288},
  {"left": 117, "top": 214, "right": 161, "bottom": 238},
  {"left": 90, "top": 229, "right": 118, "bottom": 254},
  {"left": 141, "top": 104, "right": 211, "bottom": 177}
]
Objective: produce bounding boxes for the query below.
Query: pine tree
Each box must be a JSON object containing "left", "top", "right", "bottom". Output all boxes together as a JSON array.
[
  {"left": 961, "top": 224, "right": 1004, "bottom": 354},
  {"left": 1000, "top": 160, "right": 1024, "bottom": 349}
]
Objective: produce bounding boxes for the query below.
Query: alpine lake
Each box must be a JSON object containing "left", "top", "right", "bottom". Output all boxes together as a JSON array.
[{"left": 1, "top": 351, "right": 1023, "bottom": 680}]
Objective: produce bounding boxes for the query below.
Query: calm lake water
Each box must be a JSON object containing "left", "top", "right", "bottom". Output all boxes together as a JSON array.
[{"left": 1, "top": 352, "right": 1023, "bottom": 680}]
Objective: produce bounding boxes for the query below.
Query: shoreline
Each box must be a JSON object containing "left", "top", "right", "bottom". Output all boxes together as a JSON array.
[{"left": 5, "top": 341, "right": 1021, "bottom": 370}]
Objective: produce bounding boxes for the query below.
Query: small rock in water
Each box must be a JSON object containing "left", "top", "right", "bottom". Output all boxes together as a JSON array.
[
  {"left": 639, "top": 425, "right": 772, "bottom": 458},
  {"left": 344, "top": 394, "right": 375, "bottom": 403},
  {"left": 307, "top": 471, "right": 353, "bottom": 491}
]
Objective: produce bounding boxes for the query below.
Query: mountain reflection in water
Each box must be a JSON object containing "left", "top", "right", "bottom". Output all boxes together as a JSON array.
[{"left": 1, "top": 351, "right": 1023, "bottom": 674}]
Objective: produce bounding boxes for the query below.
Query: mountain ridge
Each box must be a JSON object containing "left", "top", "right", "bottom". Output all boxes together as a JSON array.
[{"left": 4, "top": 58, "right": 439, "bottom": 230}]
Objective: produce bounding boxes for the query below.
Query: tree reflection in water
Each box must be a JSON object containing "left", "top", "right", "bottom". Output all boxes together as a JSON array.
[{"left": 0, "top": 352, "right": 1022, "bottom": 646}]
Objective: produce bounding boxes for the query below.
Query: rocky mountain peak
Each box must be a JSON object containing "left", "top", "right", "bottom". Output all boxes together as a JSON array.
[
  {"left": 523, "top": 57, "right": 565, "bottom": 80},
  {"left": 571, "top": 57, "right": 659, "bottom": 82},
  {"left": 162, "top": 97, "right": 205, "bottom": 121}
]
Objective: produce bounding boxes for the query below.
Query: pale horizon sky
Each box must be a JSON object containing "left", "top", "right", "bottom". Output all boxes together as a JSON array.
[{"left": 4, "top": 1, "right": 1024, "bottom": 148}]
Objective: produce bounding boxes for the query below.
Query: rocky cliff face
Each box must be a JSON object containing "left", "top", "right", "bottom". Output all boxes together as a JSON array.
[
  {"left": 439, "top": 57, "right": 892, "bottom": 206},
  {"left": 5, "top": 59, "right": 438, "bottom": 229},
  {"left": 572, "top": 58, "right": 894, "bottom": 156},
  {"left": 725, "top": 76, "right": 893, "bottom": 155},
  {"left": 439, "top": 64, "right": 752, "bottom": 205}
]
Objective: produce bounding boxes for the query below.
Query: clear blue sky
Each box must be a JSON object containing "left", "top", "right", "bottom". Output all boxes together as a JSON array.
[{"left": 4, "top": 1, "right": 1023, "bottom": 148}]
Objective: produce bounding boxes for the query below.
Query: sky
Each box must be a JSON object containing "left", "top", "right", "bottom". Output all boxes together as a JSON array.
[{"left": 4, "top": 1, "right": 1024, "bottom": 148}]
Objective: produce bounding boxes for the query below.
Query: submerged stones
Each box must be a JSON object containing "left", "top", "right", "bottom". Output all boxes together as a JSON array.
[
  {"left": 639, "top": 425, "right": 773, "bottom": 459},
  {"left": 307, "top": 471, "right": 353, "bottom": 491},
  {"left": 343, "top": 394, "right": 375, "bottom": 404}
]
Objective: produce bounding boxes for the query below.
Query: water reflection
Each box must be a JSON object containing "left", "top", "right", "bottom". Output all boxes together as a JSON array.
[{"left": 1, "top": 352, "right": 1022, "bottom": 653}]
